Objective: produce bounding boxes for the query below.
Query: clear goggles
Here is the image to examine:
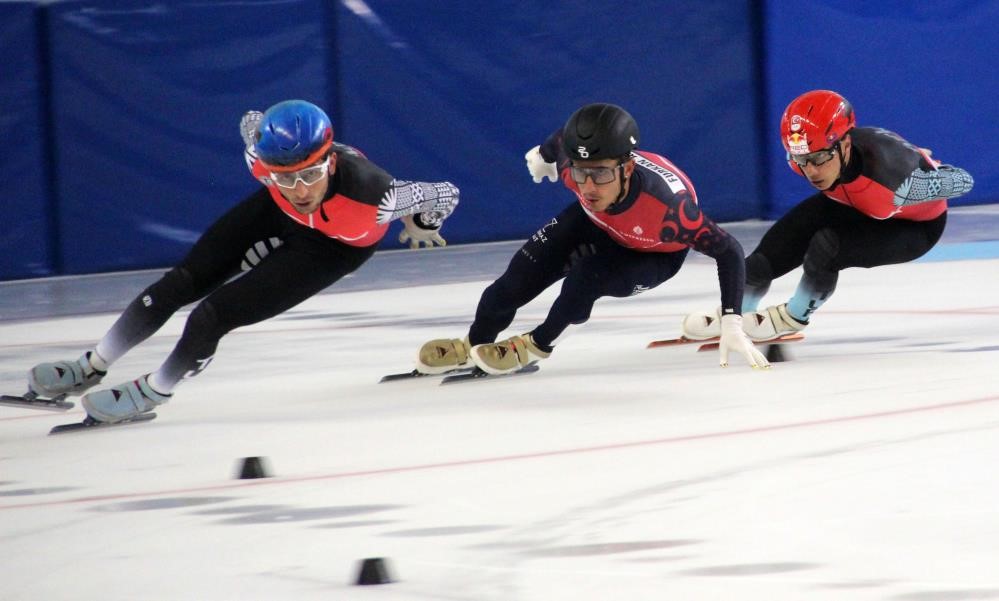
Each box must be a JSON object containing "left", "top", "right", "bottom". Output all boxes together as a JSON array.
[
  {"left": 570, "top": 162, "right": 623, "bottom": 185},
  {"left": 789, "top": 146, "right": 837, "bottom": 168},
  {"left": 268, "top": 157, "right": 330, "bottom": 188}
]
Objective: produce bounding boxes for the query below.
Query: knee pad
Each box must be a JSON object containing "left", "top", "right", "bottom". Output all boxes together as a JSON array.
[
  {"left": 144, "top": 267, "right": 199, "bottom": 312},
  {"left": 185, "top": 300, "right": 228, "bottom": 340},
  {"left": 803, "top": 229, "right": 841, "bottom": 276},
  {"left": 745, "top": 253, "right": 774, "bottom": 289}
]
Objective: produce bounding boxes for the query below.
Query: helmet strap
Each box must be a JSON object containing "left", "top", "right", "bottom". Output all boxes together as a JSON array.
[
  {"left": 833, "top": 139, "right": 847, "bottom": 186},
  {"left": 614, "top": 164, "right": 627, "bottom": 204},
  {"left": 613, "top": 160, "right": 632, "bottom": 205}
]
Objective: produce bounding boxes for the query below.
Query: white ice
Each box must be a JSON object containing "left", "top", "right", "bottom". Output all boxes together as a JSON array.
[{"left": 2, "top": 228, "right": 999, "bottom": 600}]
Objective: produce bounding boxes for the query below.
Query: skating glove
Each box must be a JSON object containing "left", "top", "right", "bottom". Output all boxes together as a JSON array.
[
  {"left": 240, "top": 110, "right": 263, "bottom": 149},
  {"left": 399, "top": 214, "right": 446, "bottom": 249},
  {"left": 525, "top": 145, "right": 558, "bottom": 183},
  {"left": 718, "top": 314, "right": 770, "bottom": 370}
]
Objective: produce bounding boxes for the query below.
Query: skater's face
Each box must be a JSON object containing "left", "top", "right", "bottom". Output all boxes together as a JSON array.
[
  {"left": 571, "top": 157, "right": 635, "bottom": 212},
  {"left": 276, "top": 153, "right": 335, "bottom": 215},
  {"left": 796, "top": 135, "right": 851, "bottom": 191}
]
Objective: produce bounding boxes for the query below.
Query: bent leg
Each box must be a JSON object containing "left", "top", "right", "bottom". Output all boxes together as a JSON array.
[
  {"left": 743, "top": 193, "right": 841, "bottom": 312},
  {"left": 95, "top": 191, "right": 284, "bottom": 366},
  {"left": 787, "top": 228, "right": 841, "bottom": 321},
  {"left": 531, "top": 244, "right": 688, "bottom": 347},
  {"left": 787, "top": 212, "right": 946, "bottom": 322},
  {"left": 150, "top": 234, "right": 375, "bottom": 392},
  {"left": 468, "top": 203, "right": 595, "bottom": 344}
]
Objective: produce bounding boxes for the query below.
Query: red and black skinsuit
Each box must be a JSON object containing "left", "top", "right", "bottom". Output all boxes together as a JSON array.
[
  {"left": 745, "top": 126, "right": 975, "bottom": 320},
  {"left": 467, "top": 131, "right": 747, "bottom": 349},
  {"left": 92, "top": 141, "right": 459, "bottom": 391}
]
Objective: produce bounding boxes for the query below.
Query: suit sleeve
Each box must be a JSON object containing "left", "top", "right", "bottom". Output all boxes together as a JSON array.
[{"left": 681, "top": 205, "right": 746, "bottom": 314}]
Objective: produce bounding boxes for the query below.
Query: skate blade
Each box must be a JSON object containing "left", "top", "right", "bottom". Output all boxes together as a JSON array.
[
  {"left": 440, "top": 362, "right": 540, "bottom": 385},
  {"left": 379, "top": 367, "right": 474, "bottom": 383},
  {"left": 1, "top": 393, "right": 74, "bottom": 411},
  {"left": 696, "top": 332, "right": 805, "bottom": 352},
  {"left": 646, "top": 336, "right": 719, "bottom": 349},
  {"left": 49, "top": 412, "right": 157, "bottom": 435}
]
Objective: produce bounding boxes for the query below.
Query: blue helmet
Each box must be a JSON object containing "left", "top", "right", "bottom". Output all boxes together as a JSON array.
[{"left": 255, "top": 100, "right": 333, "bottom": 169}]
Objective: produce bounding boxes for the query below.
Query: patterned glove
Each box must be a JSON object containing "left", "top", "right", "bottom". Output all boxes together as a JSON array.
[
  {"left": 718, "top": 314, "right": 770, "bottom": 369},
  {"left": 525, "top": 145, "right": 558, "bottom": 183},
  {"left": 399, "top": 214, "right": 446, "bottom": 249},
  {"left": 240, "top": 111, "right": 263, "bottom": 149}
]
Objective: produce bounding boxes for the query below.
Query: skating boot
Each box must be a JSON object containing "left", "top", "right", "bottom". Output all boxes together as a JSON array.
[
  {"left": 742, "top": 303, "right": 808, "bottom": 341},
  {"left": 417, "top": 337, "right": 471, "bottom": 374},
  {"left": 470, "top": 333, "right": 550, "bottom": 375},
  {"left": 81, "top": 374, "right": 171, "bottom": 423},
  {"left": 681, "top": 307, "right": 722, "bottom": 340},
  {"left": 28, "top": 351, "right": 106, "bottom": 398}
]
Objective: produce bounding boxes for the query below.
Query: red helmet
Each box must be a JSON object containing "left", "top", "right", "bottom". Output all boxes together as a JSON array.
[{"left": 780, "top": 90, "right": 855, "bottom": 156}]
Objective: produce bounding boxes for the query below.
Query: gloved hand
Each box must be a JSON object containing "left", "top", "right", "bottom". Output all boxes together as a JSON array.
[
  {"left": 399, "top": 214, "right": 446, "bottom": 249},
  {"left": 525, "top": 145, "right": 558, "bottom": 183},
  {"left": 240, "top": 110, "right": 263, "bottom": 148},
  {"left": 718, "top": 313, "right": 770, "bottom": 369}
]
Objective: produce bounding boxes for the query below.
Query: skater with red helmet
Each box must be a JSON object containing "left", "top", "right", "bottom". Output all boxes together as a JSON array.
[{"left": 683, "top": 90, "right": 974, "bottom": 342}]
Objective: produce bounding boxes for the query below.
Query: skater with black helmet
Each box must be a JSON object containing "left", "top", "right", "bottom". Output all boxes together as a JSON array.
[
  {"left": 682, "top": 90, "right": 975, "bottom": 342},
  {"left": 21, "top": 99, "right": 459, "bottom": 425},
  {"left": 414, "top": 102, "right": 768, "bottom": 378}
]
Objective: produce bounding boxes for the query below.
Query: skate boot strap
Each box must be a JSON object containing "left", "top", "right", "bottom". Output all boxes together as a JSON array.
[
  {"left": 420, "top": 338, "right": 469, "bottom": 364},
  {"left": 505, "top": 334, "right": 550, "bottom": 366},
  {"left": 450, "top": 338, "right": 470, "bottom": 364},
  {"left": 769, "top": 304, "right": 807, "bottom": 332}
]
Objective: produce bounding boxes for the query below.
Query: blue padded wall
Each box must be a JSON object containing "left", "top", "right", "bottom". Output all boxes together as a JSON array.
[
  {"left": 46, "top": 0, "right": 337, "bottom": 273},
  {"left": 5, "top": 0, "right": 996, "bottom": 280},
  {"left": 762, "top": 1, "right": 998, "bottom": 219},
  {"left": 337, "top": 1, "right": 765, "bottom": 248},
  {"left": 0, "top": 3, "right": 52, "bottom": 279}
]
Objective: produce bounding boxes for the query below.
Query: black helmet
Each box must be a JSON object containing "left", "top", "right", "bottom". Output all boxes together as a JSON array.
[{"left": 562, "top": 103, "right": 640, "bottom": 161}]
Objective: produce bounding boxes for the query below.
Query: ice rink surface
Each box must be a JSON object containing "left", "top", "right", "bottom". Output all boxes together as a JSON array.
[{"left": 1, "top": 205, "right": 998, "bottom": 601}]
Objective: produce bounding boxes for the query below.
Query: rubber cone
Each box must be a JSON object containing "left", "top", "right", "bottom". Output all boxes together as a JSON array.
[
  {"left": 766, "top": 344, "right": 789, "bottom": 363},
  {"left": 355, "top": 557, "right": 394, "bottom": 585},
  {"left": 236, "top": 456, "right": 271, "bottom": 479}
]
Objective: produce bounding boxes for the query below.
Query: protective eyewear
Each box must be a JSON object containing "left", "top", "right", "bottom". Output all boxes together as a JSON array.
[
  {"left": 789, "top": 147, "right": 837, "bottom": 168},
  {"left": 269, "top": 157, "right": 330, "bottom": 188},
  {"left": 570, "top": 162, "right": 623, "bottom": 185}
]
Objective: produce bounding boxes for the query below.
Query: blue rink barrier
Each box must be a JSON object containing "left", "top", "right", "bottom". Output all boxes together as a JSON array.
[
  {"left": 761, "top": 0, "right": 997, "bottom": 219},
  {"left": 917, "top": 241, "right": 999, "bottom": 263},
  {"left": 1, "top": 2, "right": 52, "bottom": 279},
  {"left": 336, "top": 1, "right": 766, "bottom": 246},
  {"left": 45, "top": 0, "right": 338, "bottom": 274},
  {"left": 1, "top": 0, "right": 996, "bottom": 281}
]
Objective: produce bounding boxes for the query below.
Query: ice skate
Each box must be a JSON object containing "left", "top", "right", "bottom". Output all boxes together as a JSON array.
[
  {"left": 28, "top": 352, "right": 106, "bottom": 398},
  {"left": 81, "top": 374, "right": 171, "bottom": 423},
  {"left": 742, "top": 303, "right": 808, "bottom": 341},
  {"left": 416, "top": 337, "right": 471, "bottom": 374},
  {"left": 469, "top": 333, "right": 550, "bottom": 376},
  {"left": 681, "top": 307, "right": 722, "bottom": 340}
]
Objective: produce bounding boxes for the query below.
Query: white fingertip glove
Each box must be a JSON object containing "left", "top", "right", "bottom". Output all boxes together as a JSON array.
[
  {"left": 719, "top": 314, "right": 770, "bottom": 369},
  {"left": 525, "top": 145, "right": 558, "bottom": 183},
  {"left": 399, "top": 214, "right": 446, "bottom": 249}
]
